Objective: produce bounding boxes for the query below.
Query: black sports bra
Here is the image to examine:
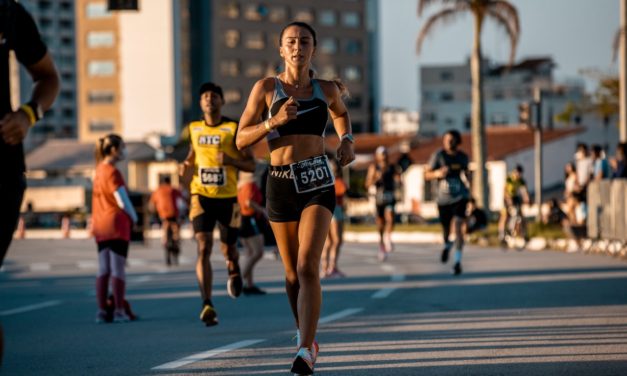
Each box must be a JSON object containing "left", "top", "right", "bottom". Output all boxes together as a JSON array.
[{"left": 266, "top": 77, "right": 329, "bottom": 141}]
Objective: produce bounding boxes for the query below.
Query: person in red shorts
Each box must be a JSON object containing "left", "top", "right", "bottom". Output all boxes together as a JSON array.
[
  {"left": 92, "top": 134, "right": 138, "bottom": 323},
  {"left": 150, "top": 176, "right": 184, "bottom": 266}
]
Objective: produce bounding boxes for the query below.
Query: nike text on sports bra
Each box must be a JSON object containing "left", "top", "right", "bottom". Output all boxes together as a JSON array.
[{"left": 266, "top": 77, "right": 329, "bottom": 141}]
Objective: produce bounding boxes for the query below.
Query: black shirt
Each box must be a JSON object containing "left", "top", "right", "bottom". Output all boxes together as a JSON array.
[{"left": 1, "top": 2, "right": 47, "bottom": 177}]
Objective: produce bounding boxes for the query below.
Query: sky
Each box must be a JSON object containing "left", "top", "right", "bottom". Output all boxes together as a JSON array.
[{"left": 379, "top": 0, "right": 619, "bottom": 111}]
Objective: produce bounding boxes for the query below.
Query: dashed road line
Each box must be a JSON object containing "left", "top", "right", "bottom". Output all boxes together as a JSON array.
[
  {"left": 0, "top": 300, "right": 62, "bottom": 316},
  {"left": 319, "top": 307, "right": 364, "bottom": 324},
  {"left": 152, "top": 339, "right": 266, "bottom": 370}
]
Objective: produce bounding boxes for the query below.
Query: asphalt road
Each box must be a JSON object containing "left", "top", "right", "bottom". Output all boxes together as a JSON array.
[{"left": 1, "top": 238, "right": 627, "bottom": 375}]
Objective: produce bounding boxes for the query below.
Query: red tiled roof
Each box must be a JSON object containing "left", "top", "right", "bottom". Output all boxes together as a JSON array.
[{"left": 249, "top": 126, "right": 584, "bottom": 169}]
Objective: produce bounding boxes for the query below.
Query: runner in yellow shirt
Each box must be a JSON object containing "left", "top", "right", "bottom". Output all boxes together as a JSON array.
[{"left": 180, "top": 82, "right": 255, "bottom": 326}]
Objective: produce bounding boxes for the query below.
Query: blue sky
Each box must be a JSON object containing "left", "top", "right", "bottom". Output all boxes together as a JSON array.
[{"left": 380, "top": 0, "right": 618, "bottom": 111}]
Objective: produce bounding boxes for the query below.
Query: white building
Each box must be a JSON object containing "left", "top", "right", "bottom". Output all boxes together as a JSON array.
[
  {"left": 419, "top": 57, "right": 586, "bottom": 137},
  {"left": 381, "top": 107, "right": 419, "bottom": 135}
]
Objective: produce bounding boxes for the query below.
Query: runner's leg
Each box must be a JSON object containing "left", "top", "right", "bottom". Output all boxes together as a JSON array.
[
  {"left": 270, "top": 221, "right": 300, "bottom": 326},
  {"left": 296, "top": 205, "right": 332, "bottom": 350}
]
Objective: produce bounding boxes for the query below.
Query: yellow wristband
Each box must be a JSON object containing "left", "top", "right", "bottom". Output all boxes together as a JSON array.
[
  {"left": 19, "top": 104, "right": 37, "bottom": 126},
  {"left": 264, "top": 119, "right": 272, "bottom": 132}
]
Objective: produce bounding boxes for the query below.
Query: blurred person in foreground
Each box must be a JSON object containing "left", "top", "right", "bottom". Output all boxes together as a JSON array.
[{"left": 0, "top": 0, "right": 59, "bottom": 365}]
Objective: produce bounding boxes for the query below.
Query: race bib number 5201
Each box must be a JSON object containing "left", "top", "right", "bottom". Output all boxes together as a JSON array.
[
  {"left": 289, "top": 155, "right": 335, "bottom": 193},
  {"left": 199, "top": 167, "right": 225, "bottom": 186}
]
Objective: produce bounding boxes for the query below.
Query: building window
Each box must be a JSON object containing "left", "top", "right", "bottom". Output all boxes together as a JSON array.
[
  {"left": 61, "top": 37, "right": 73, "bottom": 47},
  {"left": 87, "top": 31, "right": 114, "bottom": 48},
  {"left": 440, "top": 71, "right": 453, "bottom": 81},
  {"left": 60, "top": 91, "right": 74, "bottom": 100},
  {"left": 346, "top": 96, "right": 362, "bottom": 109},
  {"left": 39, "top": 1, "right": 52, "bottom": 11},
  {"left": 60, "top": 2, "right": 72, "bottom": 11},
  {"left": 223, "top": 30, "right": 240, "bottom": 48},
  {"left": 39, "top": 18, "right": 53, "bottom": 30},
  {"left": 319, "top": 38, "right": 337, "bottom": 55},
  {"left": 244, "top": 31, "right": 265, "bottom": 49},
  {"left": 244, "top": 62, "right": 265, "bottom": 78},
  {"left": 444, "top": 117, "right": 455, "bottom": 126},
  {"left": 223, "top": 89, "right": 242, "bottom": 104},
  {"left": 89, "top": 120, "right": 114, "bottom": 132},
  {"left": 62, "top": 108, "right": 74, "bottom": 117},
  {"left": 492, "top": 89, "right": 504, "bottom": 100},
  {"left": 319, "top": 10, "right": 336, "bottom": 26},
  {"left": 220, "top": 60, "right": 240, "bottom": 77},
  {"left": 464, "top": 115, "right": 471, "bottom": 130},
  {"left": 269, "top": 6, "right": 288, "bottom": 23},
  {"left": 319, "top": 65, "right": 337, "bottom": 80},
  {"left": 107, "top": 0, "right": 138, "bottom": 11},
  {"left": 294, "top": 8, "right": 314, "bottom": 23},
  {"left": 86, "top": 3, "right": 111, "bottom": 19},
  {"left": 243, "top": 4, "right": 268, "bottom": 21},
  {"left": 59, "top": 19, "right": 73, "bottom": 28},
  {"left": 88, "top": 91, "right": 115, "bottom": 104},
  {"left": 342, "top": 11, "right": 360, "bottom": 28},
  {"left": 440, "top": 91, "right": 454, "bottom": 101},
  {"left": 88, "top": 61, "right": 115, "bottom": 77},
  {"left": 345, "top": 39, "right": 362, "bottom": 55},
  {"left": 220, "top": 2, "right": 239, "bottom": 19},
  {"left": 343, "top": 66, "right": 361, "bottom": 82}
]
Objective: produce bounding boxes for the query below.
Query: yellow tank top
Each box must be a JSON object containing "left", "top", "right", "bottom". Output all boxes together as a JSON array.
[{"left": 189, "top": 118, "right": 241, "bottom": 198}]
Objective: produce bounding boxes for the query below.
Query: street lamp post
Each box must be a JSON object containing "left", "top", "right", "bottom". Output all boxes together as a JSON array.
[{"left": 534, "top": 88, "right": 543, "bottom": 223}]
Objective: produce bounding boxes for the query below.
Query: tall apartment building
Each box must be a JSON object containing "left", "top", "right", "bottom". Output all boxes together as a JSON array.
[
  {"left": 19, "top": 0, "right": 77, "bottom": 150},
  {"left": 419, "top": 57, "right": 586, "bottom": 137},
  {"left": 192, "top": 0, "right": 378, "bottom": 133},
  {"left": 75, "top": 0, "right": 191, "bottom": 144}
]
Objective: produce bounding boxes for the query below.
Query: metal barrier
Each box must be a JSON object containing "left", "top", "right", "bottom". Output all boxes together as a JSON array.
[{"left": 587, "top": 179, "right": 627, "bottom": 256}]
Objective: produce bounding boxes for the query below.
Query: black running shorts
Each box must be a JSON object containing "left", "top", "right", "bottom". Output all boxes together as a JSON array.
[
  {"left": 266, "top": 165, "right": 336, "bottom": 222},
  {"left": 190, "top": 195, "right": 240, "bottom": 245},
  {"left": 97, "top": 239, "right": 129, "bottom": 258}
]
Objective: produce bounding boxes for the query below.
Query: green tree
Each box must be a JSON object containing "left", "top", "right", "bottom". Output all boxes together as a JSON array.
[{"left": 417, "top": 0, "right": 520, "bottom": 210}]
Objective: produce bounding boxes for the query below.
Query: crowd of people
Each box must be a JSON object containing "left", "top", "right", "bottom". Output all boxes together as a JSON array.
[{"left": 3, "top": 2, "right": 627, "bottom": 373}]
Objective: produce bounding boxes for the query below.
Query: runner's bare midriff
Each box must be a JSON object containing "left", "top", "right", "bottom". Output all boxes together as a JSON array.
[{"left": 268, "top": 134, "right": 324, "bottom": 166}]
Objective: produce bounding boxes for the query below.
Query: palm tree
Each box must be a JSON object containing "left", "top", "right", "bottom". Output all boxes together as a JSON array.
[{"left": 416, "top": 0, "right": 520, "bottom": 210}]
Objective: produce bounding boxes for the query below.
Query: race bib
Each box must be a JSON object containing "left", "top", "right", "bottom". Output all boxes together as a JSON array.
[
  {"left": 290, "top": 155, "right": 335, "bottom": 193},
  {"left": 199, "top": 167, "right": 225, "bottom": 186}
]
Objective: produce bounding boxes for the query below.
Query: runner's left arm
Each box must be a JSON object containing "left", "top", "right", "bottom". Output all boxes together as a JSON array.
[
  {"left": 113, "top": 187, "right": 138, "bottom": 223},
  {"left": 324, "top": 81, "right": 354, "bottom": 167}
]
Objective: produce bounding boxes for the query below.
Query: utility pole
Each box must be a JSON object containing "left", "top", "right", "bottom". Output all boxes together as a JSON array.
[
  {"left": 534, "top": 88, "right": 543, "bottom": 223},
  {"left": 621, "top": 0, "right": 627, "bottom": 142}
]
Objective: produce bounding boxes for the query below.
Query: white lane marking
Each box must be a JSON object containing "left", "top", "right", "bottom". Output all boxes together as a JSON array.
[
  {"left": 380, "top": 264, "right": 395, "bottom": 273},
  {"left": 77, "top": 260, "right": 98, "bottom": 269},
  {"left": 152, "top": 339, "right": 265, "bottom": 370},
  {"left": 127, "top": 259, "right": 147, "bottom": 267},
  {"left": 372, "top": 264, "right": 406, "bottom": 299},
  {"left": 318, "top": 308, "right": 364, "bottom": 324},
  {"left": 30, "top": 263, "right": 51, "bottom": 272},
  {"left": 0, "top": 300, "right": 62, "bottom": 316},
  {"left": 128, "top": 275, "right": 152, "bottom": 284}
]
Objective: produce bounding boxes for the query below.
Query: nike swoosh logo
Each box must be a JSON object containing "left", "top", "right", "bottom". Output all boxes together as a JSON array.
[{"left": 296, "top": 106, "right": 319, "bottom": 116}]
